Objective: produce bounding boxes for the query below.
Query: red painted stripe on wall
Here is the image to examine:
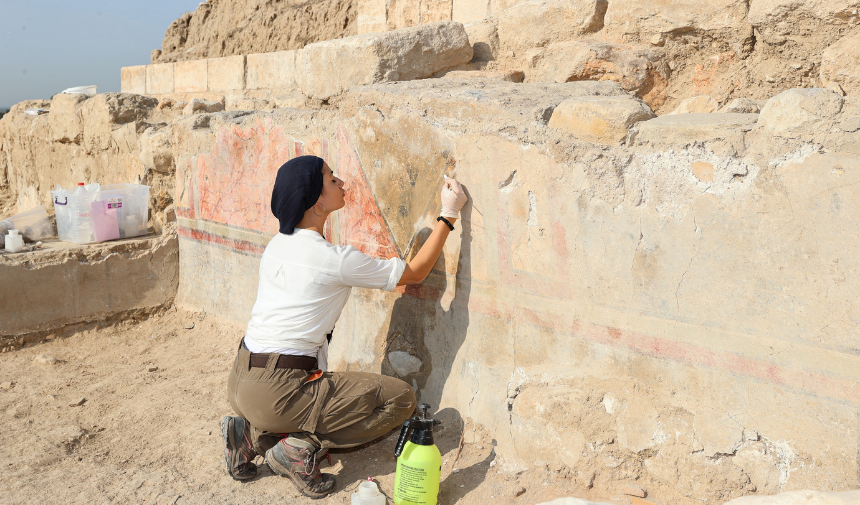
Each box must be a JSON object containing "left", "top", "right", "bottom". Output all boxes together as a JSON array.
[{"left": 178, "top": 226, "right": 266, "bottom": 255}]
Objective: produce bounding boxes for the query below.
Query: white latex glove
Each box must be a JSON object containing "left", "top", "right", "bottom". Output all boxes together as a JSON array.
[{"left": 440, "top": 175, "right": 467, "bottom": 218}]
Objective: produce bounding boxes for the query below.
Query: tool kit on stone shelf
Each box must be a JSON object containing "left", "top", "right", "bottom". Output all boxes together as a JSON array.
[{"left": 51, "top": 182, "right": 150, "bottom": 244}]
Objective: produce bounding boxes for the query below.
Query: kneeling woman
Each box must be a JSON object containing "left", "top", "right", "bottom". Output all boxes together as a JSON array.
[{"left": 222, "top": 155, "right": 467, "bottom": 498}]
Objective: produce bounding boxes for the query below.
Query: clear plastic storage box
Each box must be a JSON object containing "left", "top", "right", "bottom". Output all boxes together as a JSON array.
[{"left": 51, "top": 183, "right": 150, "bottom": 244}]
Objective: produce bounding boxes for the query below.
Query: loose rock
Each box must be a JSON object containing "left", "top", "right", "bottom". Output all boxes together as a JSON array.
[
  {"left": 387, "top": 351, "right": 423, "bottom": 377},
  {"left": 514, "top": 486, "right": 527, "bottom": 497},
  {"left": 1, "top": 381, "right": 13, "bottom": 390},
  {"left": 670, "top": 95, "right": 719, "bottom": 114},
  {"left": 34, "top": 354, "right": 59, "bottom": 366},
  {"left": 147, "top": 366, "right": 159, "bottom": 372},
  {"left": 69, "top": 398, "right": 86, "bottom": 407}
]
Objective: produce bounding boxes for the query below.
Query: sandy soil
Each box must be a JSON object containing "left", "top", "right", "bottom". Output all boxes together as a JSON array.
[{"left": 0, "top": 307, "right": 629, "bottom": 505}]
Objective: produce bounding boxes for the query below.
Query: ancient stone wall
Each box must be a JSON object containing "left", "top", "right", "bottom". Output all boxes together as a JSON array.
[{"left": 168, "top": 78, "right": 860, "bottom": 503}]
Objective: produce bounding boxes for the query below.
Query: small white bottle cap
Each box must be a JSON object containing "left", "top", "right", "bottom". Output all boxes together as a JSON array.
[{"left": 8, "top": 229, "right": 19, "bottom": 236}]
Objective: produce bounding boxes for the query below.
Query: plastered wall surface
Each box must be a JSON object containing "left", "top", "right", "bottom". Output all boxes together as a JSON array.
[{"left": 172, "top": 79, "right": 860, "bottom": 502}]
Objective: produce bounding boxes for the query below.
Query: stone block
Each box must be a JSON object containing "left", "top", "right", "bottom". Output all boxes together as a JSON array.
[
  {"left": 146, "top": 63, "right": 175, "bottom": 94},
  {"left": 821, "top": 31, "right": 860, "bottom": 97},
  {"left": 120, "top": 65, "right": 146, "bottom": 95},
  {"left": 527, "top": 41, "right": 667, "bottom": 107},
  {"left": 356, "top": 0, "right": 388, "bottom": 34},
  {"left": 548, "top": 95, "right": 655, "bottom": 144},
  {"left": 453, "top": 0, "right": 491, "bottom": 24},
  {"left": 669, "top": 95, "right": 719, "bottom": 114},
  {"left": 465, "top": 19, "right": 499, "bottom": 62},
  {"left": 634, "top": 113, "right": 759, "bottom": 149},
  {"left": 758, "top": 88, "right": 844, "bottom": 137},
  {"left": 48, "top": 93, "right": 90, "bottom": 143},
  {"left": 497, "top": 0, "right": 608, "bottom": 53},
  {"left": 604, "top": 0, "right": 747, "bottom": 37},
  {"left": 207, "top": 55, "right": 245, "bottom": 92},
  {"left": 421, "top": 0, "right": 454, "bottom": 24},
  {"left": 246, "top": 50, "right": 299, "bottom": 90},
  {"left": 387, "top": 351, "right": 423, "bottom": 376},
  {"left": 174, "top": 59, "right": 208, "bottom": 93},
  {"left": 297, "top": 21, "right": 473, "bottom": 100},
  {"left": 440, "top": 69, "right": 524, "bottom": 82},
  {"left": 749, "top": 0, "right": 860, "bottom": 43},
  {"left": 387, "top": 0, "right": 420, "bottom": 29}
]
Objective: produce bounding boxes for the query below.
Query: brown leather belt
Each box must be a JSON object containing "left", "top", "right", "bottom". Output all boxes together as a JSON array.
[{"left": 248, "top": 353, "right": 317, "bottom": 370}]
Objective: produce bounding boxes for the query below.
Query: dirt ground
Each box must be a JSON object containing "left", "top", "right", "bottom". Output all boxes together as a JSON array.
[{"left": 0, "top": 307, "right": 631, "bottom": 505}]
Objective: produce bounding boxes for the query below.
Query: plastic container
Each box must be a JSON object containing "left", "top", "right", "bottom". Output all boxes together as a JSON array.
[
  {"left": 51, "top": 183, "right": 150, "bottom": 244},
  {"left": 0, "top": 205, "right": 54, "bottom": 241},
  {"left": 62, "top": 85, "right": 97, "bottom": 96},
  {"left": 351, "top": 480, "right": 386, "bottom": 505},
  {"left": 4, "top": 229, "right": 23, "bottom": 253}
]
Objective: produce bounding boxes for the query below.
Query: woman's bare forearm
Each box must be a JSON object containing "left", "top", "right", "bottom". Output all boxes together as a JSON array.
[{"left": 397, "top": 218, "right": 457, "bottom": 285}]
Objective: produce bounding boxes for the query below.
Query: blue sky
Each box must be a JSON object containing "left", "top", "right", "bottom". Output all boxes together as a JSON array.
[{"left": 1, "top": 0, "right": 201, "bottom": 109}]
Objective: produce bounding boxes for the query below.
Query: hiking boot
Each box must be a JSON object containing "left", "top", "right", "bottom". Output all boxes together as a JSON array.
[
  {"left": 265, "top": 435, "right": 336, "bottom": 499},
  {"left": 220, "top": 415, "right": 257, "bottom": 481}
]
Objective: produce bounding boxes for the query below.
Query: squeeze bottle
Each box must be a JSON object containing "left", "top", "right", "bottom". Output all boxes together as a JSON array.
[
  {"left": 393, "top": 403, "right": 443, "bottom": 505},
  {"left": 351, "top": 478, "right": 386, "bottom": 505}
]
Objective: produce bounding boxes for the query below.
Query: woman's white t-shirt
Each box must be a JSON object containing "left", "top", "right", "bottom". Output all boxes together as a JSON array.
[{"left": 244, "top": 229, "right": 405, "bottom": 371}]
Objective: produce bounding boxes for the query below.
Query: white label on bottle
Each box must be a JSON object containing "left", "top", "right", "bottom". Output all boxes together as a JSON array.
[{"left": 107, "top": 198, "right": 123, "bottom": 209}]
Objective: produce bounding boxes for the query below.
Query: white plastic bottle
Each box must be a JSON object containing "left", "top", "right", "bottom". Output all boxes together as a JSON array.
[
  {"left": 351, "top": 479, "right": 386, "bottom": 505},
  {"left": 5, "top": 229, "right": 24, "bottom": 253},
  {"left": 74, "top": 182, "right": 94, "bottom": 243}
]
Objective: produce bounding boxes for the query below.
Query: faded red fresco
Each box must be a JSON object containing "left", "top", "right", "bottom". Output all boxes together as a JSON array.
[
  {"left": 336, "top": 125, "right": 400, "bottom": 259},
  {"left": 196, "top": 116, "right": 293, "bottom": 234}
]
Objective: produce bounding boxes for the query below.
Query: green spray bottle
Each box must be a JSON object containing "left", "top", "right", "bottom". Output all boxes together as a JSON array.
[{"left": 393, "top": 403, "right": 443, "bottom": 505}]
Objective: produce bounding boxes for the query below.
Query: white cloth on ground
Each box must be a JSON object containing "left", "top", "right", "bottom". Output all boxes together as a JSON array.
[{"left": 244, "top": 229, "right": 405, "bottom": 371}]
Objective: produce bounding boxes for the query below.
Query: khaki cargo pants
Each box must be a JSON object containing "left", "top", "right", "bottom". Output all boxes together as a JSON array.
[{"left": 227, "top": 339, "right": 417, "bottom": 454}]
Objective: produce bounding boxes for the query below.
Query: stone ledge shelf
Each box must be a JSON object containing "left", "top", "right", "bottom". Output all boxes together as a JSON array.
[{"left": 121, "top": 21, "right": 473, "bottom": 101}]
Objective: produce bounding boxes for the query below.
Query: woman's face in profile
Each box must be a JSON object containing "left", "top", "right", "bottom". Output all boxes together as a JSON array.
[{"left": 319, "top": 162, "right": 346, "bottom": 212}]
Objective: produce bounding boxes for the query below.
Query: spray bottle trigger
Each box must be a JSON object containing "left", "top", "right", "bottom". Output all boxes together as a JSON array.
[{"left": 394, "top": 418, "right": 415, "bottom": 457}]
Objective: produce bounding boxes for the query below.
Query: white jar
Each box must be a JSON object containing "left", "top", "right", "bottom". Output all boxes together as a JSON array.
[
  {"left": 351, "top": 480, "right": 386, "bottom": 505},
  {"left": 5, "top": 229, "right": 24, "bottom": 253}
]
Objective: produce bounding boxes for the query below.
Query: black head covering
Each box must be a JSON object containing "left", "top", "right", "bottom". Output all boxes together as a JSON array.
[{"left": 270, "top": 155, "right": 325, "bottom": 235}]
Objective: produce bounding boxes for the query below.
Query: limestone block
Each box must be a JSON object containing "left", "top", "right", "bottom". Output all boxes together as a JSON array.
[
  {"left": 615, "top": 395, "right": 661, "bottom": 453},
  {"left": 821, "top": 31, "right": 860, "bottom": 96},
  {"left": 454, "top": 0, "right": 491, "bottom": 24},
  {"left": 634, "top": 113, "right": 758, "bottom": 152},
  {"left": 421, "top": 0, "right": 454, "bottom": 24},
  {"left": 357, "top": 0, "right": 388, "bottom": 34},
  {"left": 246, "top": 50, "right": 299, "bottom": 90},
  {"left": 548, "top": 95, "right": 655, "bottom": 144},
  {"left": 669, "top": 95, "right": 719, "bottom": 114},
  {"left": 719, "top": 97, "right": 765, "bottom": 113},
  {"left": 528, "top": 41, "right": 667, "bottom": 104},
  {"left": 723, "top": 490, "right": 860, "bottom": 505},
  {"left": 510, "top": 384, "right": 587, "bottom": 467},
  {"left": 440, "top": 69, "right": 524, "bottom": 82},
  {"left": 272, "top": 90, "right": 308, "bottom": 109},
  {"left": 749, "top": 0, "right": 860, "bottom": 42},
  {"left": 297, "top": 21, "right": 473, "bottom": 100},
  {"left": 146, "top": 63, "right": 175, "bottom": 95},
  {"left": 174, "top": 59, "right": 208, "bottom": 93},
  {"left": 758, "top": 88, "right": 844, "bottom": 137},
  {"left": 120, "top": 65, "right": 146, "bottom": 95},
  {"left": 497, "top": 0, "right": 608, "bottom": 53},
  {"left": 48, "top": 93, "right": 90, "bottom": 143},
  {"left": 387, "top": 0, "right": 420, "bottom": 29},
  {"left": 605, "top": 0, "right": 748, "bottom": 37},
  {"left": 138, "top": 126, "right": 173, "bottom": 175},
  {"left": 207, "top": 55, "right": 245, "bottom": 92},
  {"left": 465, "top": 19, "right": 499, "bottom": 61},
  {"left": 387, "top": 351, "right": 423, "bottom": 376}
]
